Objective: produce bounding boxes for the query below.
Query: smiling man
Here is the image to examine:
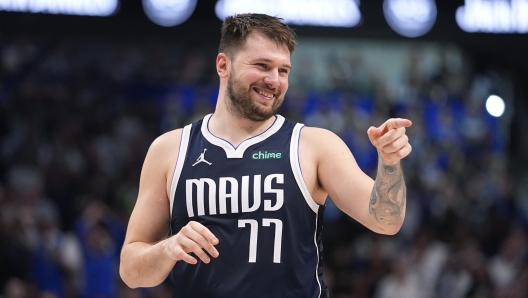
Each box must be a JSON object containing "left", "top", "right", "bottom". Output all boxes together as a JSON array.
[{"left": 119, "top": 13, "right": 412, "bottom": 298}]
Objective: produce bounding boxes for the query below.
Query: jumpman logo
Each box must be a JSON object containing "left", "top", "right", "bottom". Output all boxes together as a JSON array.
[{"left": 192, "top": 148, "right": 212, "bottom": 166}]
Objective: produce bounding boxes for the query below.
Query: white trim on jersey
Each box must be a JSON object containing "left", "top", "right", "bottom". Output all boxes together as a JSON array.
[
  {"left": 170, "top": 124, "right": 192, "bottom": 218},
  {"left": 290, "top": 123, "right": 319, "bottom": 213},
  {"left": 290, "top": 123, "right": 324, "bottom": 297},
  {"left": 200, "top": 113, "right": 286, "bottom": 159},
  {"left": 314, "top": 210, "right": 323, "bottom": 298}
]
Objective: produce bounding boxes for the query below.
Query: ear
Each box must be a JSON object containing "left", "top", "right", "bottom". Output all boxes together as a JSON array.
[{"left": 216, "top": 53, "right": 230, "bottom": 79}]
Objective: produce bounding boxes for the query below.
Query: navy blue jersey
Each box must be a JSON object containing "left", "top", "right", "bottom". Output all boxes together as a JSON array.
[{"left": 169, "top": 114, "right": 328, "bottom": 298}]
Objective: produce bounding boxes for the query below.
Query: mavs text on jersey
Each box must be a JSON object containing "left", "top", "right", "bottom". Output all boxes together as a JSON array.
[{"left": 168, "top": 114, "right": 329, "bottom": 298}]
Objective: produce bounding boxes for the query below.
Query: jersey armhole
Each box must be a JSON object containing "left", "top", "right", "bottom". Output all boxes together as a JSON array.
[
  {"left": 169, "top": 124, "right": 192, "bottom": 218},
  {"left": 290, "top": 123, "right": 320, "bottom": 213}
]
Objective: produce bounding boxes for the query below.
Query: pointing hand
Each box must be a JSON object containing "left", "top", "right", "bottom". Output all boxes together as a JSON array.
[{"left": 367, "top": 118, "right": 413, "bottom": 164}]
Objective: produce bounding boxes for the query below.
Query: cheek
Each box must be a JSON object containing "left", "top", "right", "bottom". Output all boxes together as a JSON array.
[
  {"left": 280, "top": 78, "right": 289, "bottom": 91},
  {"left": 243, "top": 72, "right": 264, "bottom": 85}
]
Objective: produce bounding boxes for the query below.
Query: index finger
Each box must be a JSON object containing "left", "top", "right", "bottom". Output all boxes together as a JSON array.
[
  {"left": 189, "top": 221, "right": 219, "bottom": 245},
  {"left": 386, "top": 118, "right": 412, "bottom": 130}
]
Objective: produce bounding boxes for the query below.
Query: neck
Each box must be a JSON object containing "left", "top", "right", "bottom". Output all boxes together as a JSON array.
[{"left": 208, "top": 95, "right": 276, "bottom": 148}]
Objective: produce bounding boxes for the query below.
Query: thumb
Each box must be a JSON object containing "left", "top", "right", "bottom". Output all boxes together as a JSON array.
[{"left": 367, "top": 126, "right": 379, "bottom": 138}]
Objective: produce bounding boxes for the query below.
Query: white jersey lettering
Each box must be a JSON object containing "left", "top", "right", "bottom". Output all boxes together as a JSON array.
[
  {"left": 264, "top": 174, "right": 284, "bottom": 211},
  {"left": 242, "top": 175, "right": 261, "bottom": 213},
  {"left": 185, "top": 174, "right": 284, "bottom": 217},
  {"left": 186, "top": 178, "right": 217, "bottom": 217},
  {"left": 219, "top": 177, "right": 239, "bottom": 214}
]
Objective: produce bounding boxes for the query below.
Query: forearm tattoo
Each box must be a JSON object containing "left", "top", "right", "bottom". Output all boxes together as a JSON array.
[{"left": 369, "top": 157, "right": 406, "bottom": 227}]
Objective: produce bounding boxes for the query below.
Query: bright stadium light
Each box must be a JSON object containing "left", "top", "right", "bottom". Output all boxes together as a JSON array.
[
  {"left": 383, "top": 0, "right": 437, "bottom": 37},
  {"left": 143, "top": 0, "right": 197, "bottom": 27},
  {"left": 215, "top": 0, "right": 362, "bottom": 28},
  {"left": 0, "top": 0, "right": 119, "bottom": 16},
  {"left": 486, "top": 95, "right": 505, "bottom": 117},
  {"left": 456, "top": 0, "right": 528, "bottom": 33}
]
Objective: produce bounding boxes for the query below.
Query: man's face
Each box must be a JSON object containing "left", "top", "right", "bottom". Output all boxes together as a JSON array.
[{"left": 226, "top": 31, "right": 291, "bottom": 122}]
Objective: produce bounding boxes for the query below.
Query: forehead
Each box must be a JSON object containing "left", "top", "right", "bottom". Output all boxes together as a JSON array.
[{"left": 236, "top": 31, "right": 291, "bottom": 63}]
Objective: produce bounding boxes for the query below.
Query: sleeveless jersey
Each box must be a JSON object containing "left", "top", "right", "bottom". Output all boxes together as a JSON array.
[{"left": 169, "top": 114, "right": 329, "bottom": 298}]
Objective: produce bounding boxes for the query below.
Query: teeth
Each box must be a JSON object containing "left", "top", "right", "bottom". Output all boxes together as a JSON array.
[{"left": 258, "top": 90, "right": 273, "bottom": 98}]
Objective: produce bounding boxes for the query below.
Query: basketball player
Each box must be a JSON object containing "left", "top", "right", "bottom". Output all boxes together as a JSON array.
[{"left": 119, "top": 13, "right": 412, "bottom": 297}]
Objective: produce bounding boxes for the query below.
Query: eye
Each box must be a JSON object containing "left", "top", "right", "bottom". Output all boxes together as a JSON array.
[
  {"left": 256, "top": 63, "right": 268, "bottom": 69},
  {"left": 279, "top": 68, "right": 289, "bottom": 74}
]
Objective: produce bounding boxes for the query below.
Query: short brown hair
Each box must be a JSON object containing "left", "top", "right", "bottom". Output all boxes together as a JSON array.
[{"left": 218, "top": 13, "right": 296, "bottom": 58}]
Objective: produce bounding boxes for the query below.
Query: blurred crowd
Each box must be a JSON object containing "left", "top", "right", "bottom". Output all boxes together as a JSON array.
[{"left": 0, "top": 36, "right": 526, "bottom": 298}]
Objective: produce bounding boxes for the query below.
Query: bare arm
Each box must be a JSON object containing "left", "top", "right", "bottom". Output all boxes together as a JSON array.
[
  {"left": 368, "top": 157, "right": 406, "bottom": 228},
  {"left": 367, "top": 119, "right": 412, "bottom": 231},
  {"left": 119, "top": 130, "right": 181, "bottom": 288},
  {"left": 302, "top": 118, "right": 411, "bottom": 235},
  {"left": 119, "top": 129, "right": 219, "bottom": 288}
]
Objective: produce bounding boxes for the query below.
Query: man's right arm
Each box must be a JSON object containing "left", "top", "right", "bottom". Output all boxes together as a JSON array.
[{"left": 119, "top": 129, "right": 219, "bottom": 289}]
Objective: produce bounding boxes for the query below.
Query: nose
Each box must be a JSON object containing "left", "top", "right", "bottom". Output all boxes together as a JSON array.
[{"left": 263, "top": 69, "right": 279, "bottom": 89}]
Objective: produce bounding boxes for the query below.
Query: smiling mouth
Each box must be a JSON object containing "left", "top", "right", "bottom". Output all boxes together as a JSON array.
[{"left": 253, "top": 88, "right": 274, "bottom": 100}]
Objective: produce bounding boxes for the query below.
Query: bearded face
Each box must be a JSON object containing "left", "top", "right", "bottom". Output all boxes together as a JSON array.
[{"left": 226, "top": 67, "right": 285, "bottom": 122}]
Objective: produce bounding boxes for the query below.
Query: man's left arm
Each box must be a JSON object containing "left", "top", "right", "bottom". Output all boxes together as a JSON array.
[
  {"left": 310, "top": 118, "right": 412, "bottom": 235},
  {"left": 366, "top": 118, "right": 412, "bottom": 232},
  {"left": 368, "top": 156, "right": 406, "bottom": 228}
]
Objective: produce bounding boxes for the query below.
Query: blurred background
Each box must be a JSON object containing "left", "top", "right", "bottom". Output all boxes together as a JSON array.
[{"left": 0, "top": 0, "right": 527, "bottom": 297}]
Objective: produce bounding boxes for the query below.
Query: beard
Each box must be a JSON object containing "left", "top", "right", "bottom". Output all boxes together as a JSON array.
[{"left": 226, "top": 73, "right": 284, "bottom": 122}]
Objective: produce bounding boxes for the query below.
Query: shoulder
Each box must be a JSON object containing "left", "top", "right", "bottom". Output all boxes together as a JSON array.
[
  {"left": 299, "top": 126, "right": 347, "bottom": 151},
  {"left": 296, "top": 126, "right": 354, "bottom": 201},
  {"left": 151, "top": 128, "right": 183, "bottom": 149},
  {"left": 299, "top": 126, "right": 338, "bottom": 139},
  {"left": 299, "top": 126, "right": 355, "bottom": 172},
  {"left": 144, "top": 128, "right": 184, "bottom": 165},
  {"left": 140, "top": 128, "right": 185, "bottom": 192}
]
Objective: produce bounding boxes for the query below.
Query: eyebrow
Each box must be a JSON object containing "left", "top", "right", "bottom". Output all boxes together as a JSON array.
[{"left": 254, "top": 58, "right": 292, "bottom": 70}]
